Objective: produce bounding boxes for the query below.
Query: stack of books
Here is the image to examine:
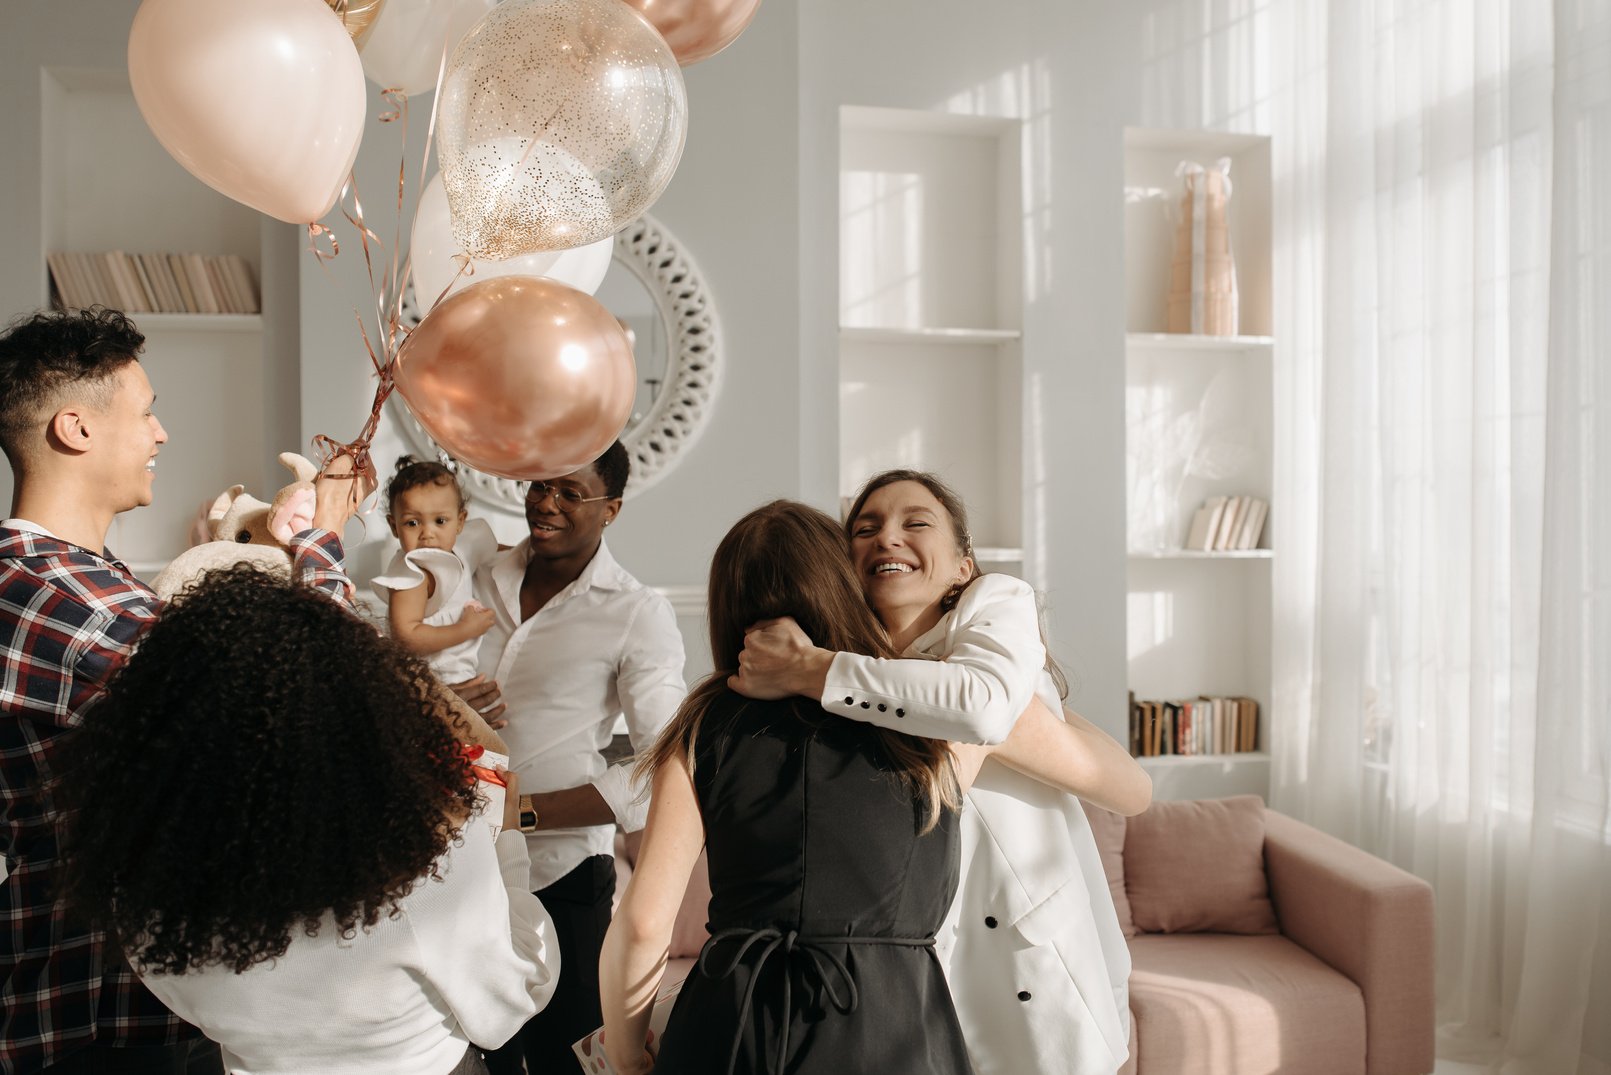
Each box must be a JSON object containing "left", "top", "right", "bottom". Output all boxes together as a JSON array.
[
  {"left": 1184, "top": 495, "right": 1268, "bottom": 551},
  {"left": 1129, "top": 692, "right": 1260, "bottom": 756},
  {"left": 47, "top": 251, "right": 260, "bottom": 315}
]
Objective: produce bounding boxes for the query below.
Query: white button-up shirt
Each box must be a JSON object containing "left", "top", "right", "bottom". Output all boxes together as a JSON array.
[{"left": 474, "top": 538, "right": 686, "bottom": 892}]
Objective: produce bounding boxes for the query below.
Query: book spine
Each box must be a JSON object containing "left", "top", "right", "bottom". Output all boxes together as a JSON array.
[
  {"left": 168, "top": 254, "right": 198, "bottom": 312},
  {"left": 184, "top": 253, "right": 219, "bottom": 313}
]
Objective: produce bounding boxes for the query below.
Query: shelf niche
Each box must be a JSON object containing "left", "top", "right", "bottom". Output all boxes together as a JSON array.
[{"left": 837, "top": 106, "right": 1024, "bottom": 555}]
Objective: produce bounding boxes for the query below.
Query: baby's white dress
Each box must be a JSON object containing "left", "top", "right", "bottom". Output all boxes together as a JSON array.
[{"left": 370, "top": 517, "right": 498, "bottom": 683}]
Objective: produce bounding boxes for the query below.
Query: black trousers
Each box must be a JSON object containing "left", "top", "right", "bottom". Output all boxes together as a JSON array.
[
  {"left": 483, "top": 854, "right": 615, "bottom": 1075},
  {"left": 39, "top": 1038, "right": 223, "bottom": 1075}
]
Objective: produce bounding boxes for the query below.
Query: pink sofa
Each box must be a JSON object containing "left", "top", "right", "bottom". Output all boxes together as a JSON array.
[
  {"left": 616, "top": 794, "right": 1435, "bottom": 1075},
  {"left": 1091, "top": 795, "right": 1435, "bottom": 1075}
]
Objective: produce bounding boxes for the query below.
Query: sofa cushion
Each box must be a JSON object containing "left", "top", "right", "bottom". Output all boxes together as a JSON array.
[
  {"left": 1128, "top": 933, "right": 1366, "bottom": 1075},
  {"left": 1124, "top": 794, "right": 1278, "bottom": 934},
  {"left": 1081, "top": 800, "right": 1138, "bottom": 937}
]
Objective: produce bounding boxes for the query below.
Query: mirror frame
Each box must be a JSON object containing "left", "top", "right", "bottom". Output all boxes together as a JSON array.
[{"left": 391, "top": 212, "right": 723, "bottom": 504}]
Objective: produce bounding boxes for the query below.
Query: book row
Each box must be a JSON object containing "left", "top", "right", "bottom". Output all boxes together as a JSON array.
[
  {"left": 1129, "top": 693, "right": 1260, "bottom": 757},
  {"left": 47, "top": 251, "right": 261, "bottom": 316},
  {"left": 1185, "top": 494, "right": 1268, "bottom": 551}
]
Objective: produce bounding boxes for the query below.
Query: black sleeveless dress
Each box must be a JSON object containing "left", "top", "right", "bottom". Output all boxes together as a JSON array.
[{"left": 651, "top": 693, "right": 974, "bottom": 1075}]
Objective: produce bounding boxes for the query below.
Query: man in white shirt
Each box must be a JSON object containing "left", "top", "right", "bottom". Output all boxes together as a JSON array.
[{"left": 455, "top": 441, "right": 685, "bottom": 1075}]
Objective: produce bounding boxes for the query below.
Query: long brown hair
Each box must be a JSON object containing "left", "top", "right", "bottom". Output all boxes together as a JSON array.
[
  {"left": 638, "top": 500, "right": 961, "bottom": 831},
  {"left": 844, "top": 469, "right": 1068, "bottom": 698}
]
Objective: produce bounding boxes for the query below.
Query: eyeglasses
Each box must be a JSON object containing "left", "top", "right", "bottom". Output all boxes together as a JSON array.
[{"left": 524, "top": 481, "right": 612, "bottom": 513}]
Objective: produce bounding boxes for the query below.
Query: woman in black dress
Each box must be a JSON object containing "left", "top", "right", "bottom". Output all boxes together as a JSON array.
[{"left": 599, "top": 501, "right": 1099, "bottom": 1075}]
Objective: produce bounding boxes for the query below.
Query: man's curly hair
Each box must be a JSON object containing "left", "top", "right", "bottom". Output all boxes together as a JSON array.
[{"left": 57, "top": 566, "right": 480, "bottom": 976}]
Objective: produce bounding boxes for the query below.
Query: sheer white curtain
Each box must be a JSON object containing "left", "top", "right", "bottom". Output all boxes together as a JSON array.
[{"left": 1267, "top": 0, "right": 1611, "bottom": 1071}]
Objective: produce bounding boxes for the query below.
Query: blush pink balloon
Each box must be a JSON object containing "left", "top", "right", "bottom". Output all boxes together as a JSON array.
[
  {"left": 622, "top": 0, "right": 763, "bottom": 65},
  {"left": 128, "top": 0, "right": 366, "bottom": 224},
  {"left": 395, "top": 276, "right": 637, "bottom": 480}
]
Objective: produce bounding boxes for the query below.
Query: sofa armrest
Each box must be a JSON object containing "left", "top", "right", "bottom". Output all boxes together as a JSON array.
[{"left": 1264, "top": 810, "right": 1434, "bottom": 1075}]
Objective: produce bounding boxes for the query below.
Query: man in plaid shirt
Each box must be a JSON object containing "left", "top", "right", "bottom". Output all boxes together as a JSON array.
[{"left": 0, "top": 308, "right": 367, "bottom": 1074}]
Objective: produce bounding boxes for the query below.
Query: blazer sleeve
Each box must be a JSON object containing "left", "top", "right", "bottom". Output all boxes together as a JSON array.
[
  {"left": 818, "top": 574, "right": 1047, "bottom": 744},
  {"left": 407, "top": 826, "right": 561, "bottom": 1049}
]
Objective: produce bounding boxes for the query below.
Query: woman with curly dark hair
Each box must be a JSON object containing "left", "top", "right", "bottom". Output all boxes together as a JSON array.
[{"left": 57, "top": 567, "right": 558, "bottom": 1075}]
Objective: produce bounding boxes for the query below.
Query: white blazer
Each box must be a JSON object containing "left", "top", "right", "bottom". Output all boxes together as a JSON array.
[{"left": 821, "top": 574, "right": 1131, "bottom": 1075}]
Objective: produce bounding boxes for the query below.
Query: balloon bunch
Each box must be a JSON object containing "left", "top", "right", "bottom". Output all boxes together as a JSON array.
[{"left": 127, "top": 0, "right": 760, "bottom": 481}]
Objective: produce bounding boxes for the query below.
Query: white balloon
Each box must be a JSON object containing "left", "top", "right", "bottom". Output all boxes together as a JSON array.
[
  {"left": 358, "top": 0, "right": 496, "bottom": 97},
  {"left": 128, "top": 0, "right": 366, "bottom": 224},
  {"left": 410, "top": 172, "right": 615, "bottom": 305}
]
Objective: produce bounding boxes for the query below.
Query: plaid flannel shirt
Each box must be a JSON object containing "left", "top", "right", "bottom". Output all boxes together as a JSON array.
[{"left": 0, "top": 525, "right": 353, "bottom": 1074}]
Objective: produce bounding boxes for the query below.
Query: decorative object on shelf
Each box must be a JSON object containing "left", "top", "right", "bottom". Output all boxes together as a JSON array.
[
  {"left": 436, "top": 0, "right": 688, "bottom": 257},
  {"left": 394, "top": 274, "right": 637, "bottom": 480},
  {"left": 620, "top": 0, "right": 763, "bottom": 66},
  {"left": 127, "top": 0, "right": 366, "bottom": 225},
  {"left": 357, "top": 0, "right": 496, "bottom": 96},
  {"left": 327, "top": 0, "right": 388, "bottom": 42},
  {"left": 1166, "top": 158, "right": 1238, "bottom": 336},
  {"left": 48, "top": 252, "right": 259, "bottom": 315},
  {"left": 409, "top": 172, "right": 613, "bottom": 304}
]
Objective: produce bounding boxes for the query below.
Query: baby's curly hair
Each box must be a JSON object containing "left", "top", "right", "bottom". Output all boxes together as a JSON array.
[
  {"left": 385, "top": 455, "right": 464, "bottom": 516},
  {"left": 57, "top": 566, "right": 479, "bottom": 976}
]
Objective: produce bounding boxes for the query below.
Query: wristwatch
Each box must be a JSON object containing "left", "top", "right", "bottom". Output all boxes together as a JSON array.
[{"left": 517, "top": 795, "right": 540, "bottom": 834}]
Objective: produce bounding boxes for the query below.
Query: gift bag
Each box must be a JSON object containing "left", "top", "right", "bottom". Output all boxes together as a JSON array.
[
  {"left": 462, "top": 744, "right": 509, "bottom": 840},
  {"left": 1167, "top": 158, "right": 1239, "bottom": 336},
  {"left": 572, "top": 980, "right": 683, "bottom": 1074}
]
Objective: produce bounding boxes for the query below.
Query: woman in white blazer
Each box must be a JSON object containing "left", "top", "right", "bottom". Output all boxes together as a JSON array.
[{"left": 732, "top": 470, "right": 1151, "bottom": 1075}]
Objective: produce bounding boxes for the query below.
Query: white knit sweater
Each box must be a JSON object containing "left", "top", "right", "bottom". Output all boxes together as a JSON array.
[{"left": 137, "top": 825, "right": 558, "bottom": 1075}]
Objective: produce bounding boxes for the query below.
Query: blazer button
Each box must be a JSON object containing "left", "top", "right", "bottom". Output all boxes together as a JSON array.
[
  {"left": 877, "top": 704, "right": 887, "bottom": 711},
  {"left": 860, "top": 701, "right": 870, "bottom": 708},
  {"left": 844, "top": 696, "right": 855, "bottom": 705},
  {"left": 1018, "top": 991, "right": 1032, "bottom": 1002},
  {"left": 895, "top": 708, "right": 905, "bottom": 717},
  {"left": 984, "top": 916, "right": 998, "bottom": 929}
]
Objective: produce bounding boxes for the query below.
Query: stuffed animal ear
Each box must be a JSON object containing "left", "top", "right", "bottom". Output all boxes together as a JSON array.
[
  {"left": 207, "top": 485, "right": 246, "bottom": 528},
  {"left": 279, "top": 452, "right": 320, "bottom": 484},
  {"left": 268, "top": 487, "right": 316, "bottom": 543}
]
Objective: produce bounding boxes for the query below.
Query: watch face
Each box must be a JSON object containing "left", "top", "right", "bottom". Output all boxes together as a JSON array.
[{"left": 519, "top": 810, "right": 538, "bottom": 832}]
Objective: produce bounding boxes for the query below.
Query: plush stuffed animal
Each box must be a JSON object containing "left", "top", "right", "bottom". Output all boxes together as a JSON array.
[{"left": 151, "top": 452, "right": 320, "bottom": 601}]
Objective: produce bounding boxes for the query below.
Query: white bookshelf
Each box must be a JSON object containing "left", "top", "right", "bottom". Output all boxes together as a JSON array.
[
  {"left": 841, "top": 326, "right": 1022, "bottom": 345},
  {"left": 838, "top": 106, "right": 1024, "bottom": 564},
  {"left": 1128, "top": 549, "right": 1273, "bottom": 560},
  {"left": 38, "top": 68, "right": 297, "bottom": 582},
  {"left": 1123, "top": 128, "right": 1274, "bottom": 800}
]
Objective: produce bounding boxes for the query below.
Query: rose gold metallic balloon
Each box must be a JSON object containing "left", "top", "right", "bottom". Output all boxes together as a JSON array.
[
  {"left": 326, "top": 0, "right": 386, "bottom": 42},
  {"left": 394, "top": 276, "right": 637, "bottom": 480},
  {"left": 622, "top": 0, "right": 761, "bottom": 65}
]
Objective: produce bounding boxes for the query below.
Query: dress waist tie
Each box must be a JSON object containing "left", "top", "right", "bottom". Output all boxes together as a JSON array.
[{"left": 696, "top": 926, "right": 935, "bottom": 1075}]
